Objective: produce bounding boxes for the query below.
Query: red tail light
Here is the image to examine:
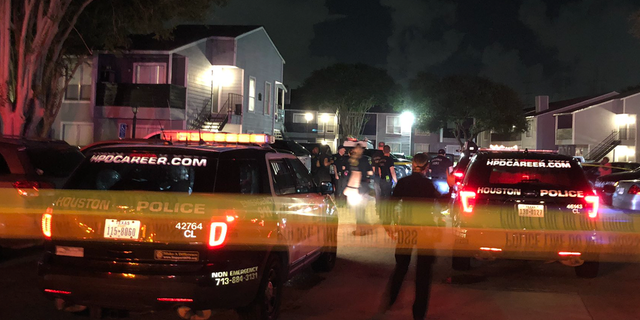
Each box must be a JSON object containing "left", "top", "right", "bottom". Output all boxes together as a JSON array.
[
  {"left": 13, "top": 180, "right": 53, "bottom": 196},
  {"left": 44, "top": 289, "right": 71, "bottom": 295},
  {"left": 453, "top": 171, "right": 464, "bottom": 184},
  {"left": 628, "top": 184, "right": 640, "bottom": 194},
  {"left": 208, "top": 222, "right": 228, "bottom": 248},
  {"left": 42, "top": 207, "right": 53, "bottom": 239},
  {"left": 157, "top": 298, "right": 193, "bottom": 302},
  {"left": 459, "top": 190, "right": 477, "bottom": 214},
  {"left": 584, "top": 195, "right": 599, "bottom": 219}
]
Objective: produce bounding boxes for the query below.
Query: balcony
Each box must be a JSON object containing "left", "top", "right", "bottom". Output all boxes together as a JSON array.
[{"left": 96, "top": 83, "right": 186, "bottom": 109}]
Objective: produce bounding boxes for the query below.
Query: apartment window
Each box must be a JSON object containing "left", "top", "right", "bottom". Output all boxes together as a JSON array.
[
  {"left": 414, "top": 143, "right": 429, "bottom": 153},
  {"left": 526, "top": 120, "right": 533, "bottom": 137},
  {"left": 248, "top": 77, "right": 256, "bottom": 112},
  {"left": 264, "top": 82, "right": 272, "bottom": 115},
  {"left": 386, "top": 142, "right": 402, "bottom": 153},
  {"left": 557, "top": 115, "right": 572, "bottom": 129},
  {"left": 293, "top": 113, "right": 308, "bottom": 123},
  {"left": 133, "top": 63, "right": 166, "bottom": 84},
  {"left": 386, "top": 116, "right": 401, "bottom": 134},
  {"left": 65, "top": 61, "right": 92, "bottom": 101},
  {"left": 61, "top": 122, "right": 93, "bottom": 147}
]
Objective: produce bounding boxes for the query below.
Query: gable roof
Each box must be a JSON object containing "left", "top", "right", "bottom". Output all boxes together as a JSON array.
[
  {"left": 533, "top": 92, "right": 618, "bottom": 116},
  {"left": 128, "top": 25, "right": 262, "bottom": 51}
]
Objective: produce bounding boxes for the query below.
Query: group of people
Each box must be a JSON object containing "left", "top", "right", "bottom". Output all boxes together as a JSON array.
[{"left": 310, "top": 142, "right": 456, "bottom": 320}]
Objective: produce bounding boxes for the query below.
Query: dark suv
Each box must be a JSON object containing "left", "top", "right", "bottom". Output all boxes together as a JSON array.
[
  {"left": 0, "top": 137, "right": 84, "bottom": 249},
  {"left": 450, "top": 151, "right": 601, "bottom": 278}
]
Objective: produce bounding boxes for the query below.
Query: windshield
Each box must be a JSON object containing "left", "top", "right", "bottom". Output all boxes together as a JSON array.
[{"left": 26, "top": 147, "right": 84, "bottom": 177}]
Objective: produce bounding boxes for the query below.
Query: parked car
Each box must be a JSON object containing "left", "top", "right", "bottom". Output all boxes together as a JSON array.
[
  {"left": 582, "top": 162, "right": 640, "bottom": 184},
  {"left": 0, "top": 137, "right": 84, "bottom": 249},
  {"left": 612, "top": 179, "right": 640, "bottom": 211},
  {"left": 595, "top": 167, "right": 640, "bottom": 205}
]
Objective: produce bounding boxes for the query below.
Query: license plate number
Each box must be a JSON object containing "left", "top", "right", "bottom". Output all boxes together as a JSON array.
[
  {"left": 104, "top": 219, "right": 141, "bottom": 239},
  {"left": 518, "top": 204, "right": 544, "bottom": 218}
]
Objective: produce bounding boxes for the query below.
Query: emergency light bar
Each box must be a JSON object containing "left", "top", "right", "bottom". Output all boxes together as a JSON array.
[{"left": 154, "top": 131, "right": 274, "bottom": 145}]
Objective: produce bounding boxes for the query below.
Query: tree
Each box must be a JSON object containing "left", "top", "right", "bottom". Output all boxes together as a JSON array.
[
  {"left": 407, "top": 73, "right": 528, "bottom": 149},
  {"left": 300, "top": 63, "right": 396, "bottom": 140},
  {"left": 0, "top": 0, "right": 227, "bottom": 137}
]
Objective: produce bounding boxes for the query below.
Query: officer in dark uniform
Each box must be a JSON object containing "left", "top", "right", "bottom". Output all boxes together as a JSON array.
[
  {"left": 377, "top": 153, "right": 439, "bottom": 320},
  {"left": 376, "top": 145, "right": 397, "bottom": 218},
  {"left": 429, "top": 149, "right": 453, "bottom": 195},
  {"left": 332, "top": 145, "right": 349, "bottom": 205}
]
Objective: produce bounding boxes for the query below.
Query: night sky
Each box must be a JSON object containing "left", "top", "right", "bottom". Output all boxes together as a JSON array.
[{"left": 209, "top": 0, "right": 640, "bottom": 103}]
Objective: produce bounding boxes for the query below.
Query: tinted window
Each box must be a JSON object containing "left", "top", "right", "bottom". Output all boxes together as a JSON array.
[
  {"left": 0, "top": 153, "right": 10, "bottom": 174},
  {"left": 270, "top": 159, "right": 296, "bottom": 195},
  {"left": 65, "top": 153, "right": 215, "bottom": 193},
  {"left": 26, "top": 147, "right": 84, "bottom": 177},
  {"left": 215, "top": 159, "right": 265, "bottom": 194},
  {"left": 287, "top": 158, "right": 316, "bottom": 194},
  {"left": 466, "top": 157, "right": 590, "bottom": 189}
]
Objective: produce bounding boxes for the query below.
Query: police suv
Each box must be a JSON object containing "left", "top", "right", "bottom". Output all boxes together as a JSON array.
[
  {"left": 38, "top": 131, "right": 338, "bottom": 320},
  {"left": 450, "top": 150, "right": 601, "bottom": 278}
]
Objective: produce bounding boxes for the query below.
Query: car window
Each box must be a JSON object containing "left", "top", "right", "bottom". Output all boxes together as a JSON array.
[
  {"left": 287, "top": 158, "right": 316, "bottom": 194},
  {"left": 65, "top": 152, "right": 215, "bottom": 193},
  {"left": 215, "top": 159, "right": 264, "bottom": 194},
  {"left": 0, "top": 153, "right": 10, "bottom": 174},
  {"left": 269, "top": 159, "right": 297, "bottom": 195},
  {"left": 26, "top": 147, "right": 84, "bottom": 177}
]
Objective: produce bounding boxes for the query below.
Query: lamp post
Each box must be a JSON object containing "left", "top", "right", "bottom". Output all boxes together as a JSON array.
[{"left": 131, "top": 105, "right": 139, "bottom": 138}]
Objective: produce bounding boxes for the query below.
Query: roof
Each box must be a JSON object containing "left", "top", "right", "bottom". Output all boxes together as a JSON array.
[{"left": 128, "top": 25, "right": 262, "bottom": 51}]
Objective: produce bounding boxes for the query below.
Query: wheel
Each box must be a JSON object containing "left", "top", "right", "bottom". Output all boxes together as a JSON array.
[
  {"left": 236, "top": 254, "right": 284, "bottom": 320},
  {"left": 575, "top": 261, "right": 599, "bottom": 278},
  {"left": 312, "top": 247, "right": 336, "bottom": 272},
  {"left": 452, "top": 256, "right": 471, "bottom": 271}
]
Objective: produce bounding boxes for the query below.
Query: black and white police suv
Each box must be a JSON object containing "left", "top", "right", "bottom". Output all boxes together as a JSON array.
[
  {"left": 38, "top": 131, "right": 338, "bottom": 320},
  {"left": 450, "top": 150, "right": 601, "bottom": 278}
]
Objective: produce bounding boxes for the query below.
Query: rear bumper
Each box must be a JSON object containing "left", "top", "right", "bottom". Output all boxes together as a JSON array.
[
  {"left": 38, "top": 254, "right": 263, "bottom": 311},
  {"left": 612, "top": 194, "right": 640, "bottom": 211}
]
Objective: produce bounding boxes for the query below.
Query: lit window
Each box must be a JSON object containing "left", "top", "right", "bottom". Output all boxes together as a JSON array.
[
  {"left": 133, "top": 63, "right": 166, "bottom": 84},
  {"left": 386, "top": 116, "right": 401, "bottom": 134},
  {"left": 249, "top": 77, "right": 256, "bottom": 112}
]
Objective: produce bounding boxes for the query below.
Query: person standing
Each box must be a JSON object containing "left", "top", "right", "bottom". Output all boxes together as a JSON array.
[
  {"left": 311, "top": 146, "right": 331, "bottom": 185},
  {"left": 429, "top": 149, "right": 454, "bottom": 196},
  {"left": 344, "top": 143, "right": 373, "bottom": 236},
  {"left": 377, "top": 153, "right": 439, "bottom": 320},
  {"left": 332, "top": 146, "right": 349, "bottom": 205},
  {"left": 599, "top": 157, "right": 612, "bottom": 177},
  {"left": 376, "top": 145, "right": 397, "bottom": 219},
  {"left": 371, "top": 146, "right": 384, "bottom": 199}
]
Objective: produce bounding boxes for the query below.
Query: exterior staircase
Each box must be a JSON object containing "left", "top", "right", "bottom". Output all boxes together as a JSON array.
[
  {"left": 189, "top": 94, "right": 242, "bottom": 132},
  {"left": 585, "top": 130, "right": 621, "bottom": 162}
]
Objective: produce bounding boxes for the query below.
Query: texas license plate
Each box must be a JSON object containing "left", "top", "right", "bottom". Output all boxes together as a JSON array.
[
  {"left": 517, "top": 204, "right": 544, "bottom": 218},
  {"left": 104, "top": 219, "right": 141, "bottom": 239}
]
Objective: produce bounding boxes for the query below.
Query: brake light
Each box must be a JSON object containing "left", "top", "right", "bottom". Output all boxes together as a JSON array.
[
  {"left": 42, "top": 208, "right": 53, "bottom": 239},
  {"left": 13, "top": 180, "right": 52, "bottom": 196},
  {"left": 44, "top": 289, "right": 71, "bottom": 295},
  {"left": 629, "top": 184, "right": 640, "bottom": 194},
  {"left": 558, "top": 251, "right": 581, "bottom": 256},
  {"left": 208, "top": 222, "right": 228, "bottom": 248},
  {"left": 453, "top": 172, "right": 464, "bottom": 179},
  {"left": 584, "top": 195, "right": 599, "bottom": 219},
  {"left": 157, "top": 298, "right": 193, "bottom": 302},
  {"left": 459, "top": 190, "right": 477, "bottom": 214}
]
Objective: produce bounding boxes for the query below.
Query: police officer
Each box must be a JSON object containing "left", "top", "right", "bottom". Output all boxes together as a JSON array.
[
  {"left": 344, "top": 143, "right": 373, "bottom": 236},
  {"left": 376, "top": 145, "right": 397, "bottom": 218},
  {"left": 332, "top": 146, "right": 349, "bottom": 205},
  {"left": 371, "top": 146, "right": 384, "bottom": 199},
  {"left": 429, "top": 149, "right": 453, "bottom": 195},
  {"left": 377, "top": 153, "right": 439, "bottom": 320}
]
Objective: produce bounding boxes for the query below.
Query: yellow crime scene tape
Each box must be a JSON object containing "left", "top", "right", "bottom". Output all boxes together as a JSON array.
[{"left": 2, "top": 189, "right": 640, "bottom": 263}]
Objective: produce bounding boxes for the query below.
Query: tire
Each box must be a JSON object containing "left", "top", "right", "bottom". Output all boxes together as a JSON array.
[
  {"left": 575, "top": 261, "right": 599, "bottom": 278},
  {"left": 452, "top": 256, "right": 471, "bottom": 271},
  {"left": 236, "top": 254, "right": 284, "bottom": 320}
]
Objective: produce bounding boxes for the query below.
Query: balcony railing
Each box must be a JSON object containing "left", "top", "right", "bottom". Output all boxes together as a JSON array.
[{"left": 96, "top": 83, "right": 186, "bottom": 109}]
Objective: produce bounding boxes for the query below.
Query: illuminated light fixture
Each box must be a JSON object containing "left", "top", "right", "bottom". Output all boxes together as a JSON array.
[
  {"left": 42, "top": 208, "right": 53, "bottom": 239},
  {"left": 628, "top": 184, "right": 640, "bottom": 195},
  {"left": 305, "top": 112, "right": 314, "bottom": 122},
  {"left": 226, "top": 215, "right": 236, "bottom": 223},
  {"left": 480, "top": 247, "right": 503, "bottom": 252},
  {"left": 558, "top": 251, "right": 581, "bottom": 256},
  {"left": 157, "top": 298, "right": 194, "bottom": 302},
  {"left": 165, "top": 131, "right": 274, "bottom": 145},
  {"left": 44, "top": 289, "right": 71, "bottom": 295},
  {"left": 453, "top": 172, "right": 464, "bottom": 179},
  {"left": 615, "top": 114, "right": 635, "bottom": 126},
  {"left": 459, "top": 190, "right": 477, "bottom": 213},
  {"left": 321, "top": 114, "right": 330, "bottom": 123},
  {"left": 400, "top": 111, "right": 415, "bottom": 129},
  {"left": 211, "top": 67, "right": 234, "bottom": 87},
  {"left": 489, "top": 144, "right": 518, "bottom": 150},
  {"left": 209, "top": 222, "right": 228, "bottom": 248},
  {"left": 584, "top": 195, "right": 599, "bottom": 219}
]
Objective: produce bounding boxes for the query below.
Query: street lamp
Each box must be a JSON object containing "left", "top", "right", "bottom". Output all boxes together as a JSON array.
[
  {"left": 131, "top": 105, "right": 139, "bottom": 139},
  {"left": 305, "top": 112, "right": 314, "bottom": 136}
]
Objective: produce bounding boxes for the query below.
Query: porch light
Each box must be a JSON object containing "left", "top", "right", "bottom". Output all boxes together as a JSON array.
[
  {"left": 305, "top": 113, "right": 314, "bottom": 122},
  {"left": 400, "top": 111, "right": 415, "bottom": 128}
]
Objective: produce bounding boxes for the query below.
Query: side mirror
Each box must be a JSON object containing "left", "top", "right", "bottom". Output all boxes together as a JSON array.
[{"left": 319, "top": 181, "right": 334, "bottom": 195}]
